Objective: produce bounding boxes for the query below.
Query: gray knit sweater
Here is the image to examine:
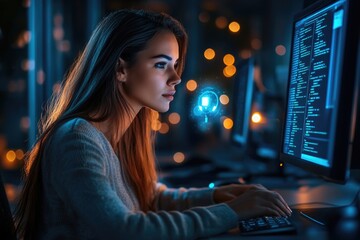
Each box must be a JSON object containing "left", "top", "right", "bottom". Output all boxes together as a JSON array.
[{"left": 39, "top": 118, "right": 238, "bottom": 239}]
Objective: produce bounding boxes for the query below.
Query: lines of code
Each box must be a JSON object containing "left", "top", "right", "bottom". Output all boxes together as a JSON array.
[{"left": 283, "top": 2, "right": 345, "bottom": 167}]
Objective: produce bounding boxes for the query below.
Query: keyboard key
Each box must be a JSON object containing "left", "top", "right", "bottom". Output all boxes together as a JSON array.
[{"left": 239, "top": 216, "right": 296, "bottom": 235}]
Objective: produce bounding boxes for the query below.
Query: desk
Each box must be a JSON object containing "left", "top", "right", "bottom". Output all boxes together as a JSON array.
[{"left": 158, "top": 152, "right": 360, "bottom": 239}]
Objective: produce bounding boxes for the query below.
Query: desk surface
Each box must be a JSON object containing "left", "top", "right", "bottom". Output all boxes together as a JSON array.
[
  {"left": 158, "top": 151, "right": 360, "bottom": 239},
  {"left": 209, "top": 209, "right": 333, "bottom": 239},
  {"left": 208, "top": 180, "right": 360, "bottom": 240},
  {"left": 254, "top": 177, "right": 359, "bottom": 207}
]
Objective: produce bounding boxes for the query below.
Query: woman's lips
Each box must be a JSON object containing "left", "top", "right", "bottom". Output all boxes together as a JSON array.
[
  {"left": 162, "top": 94, "right": 174, "bottom": 101},
  {"left": 162, "top": 91, "right": 176, "bottom": 101}
]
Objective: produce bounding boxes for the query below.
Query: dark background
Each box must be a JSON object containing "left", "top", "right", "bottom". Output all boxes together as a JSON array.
[{"left": 0, "top": 0, "right": 312, "bottom": 205}]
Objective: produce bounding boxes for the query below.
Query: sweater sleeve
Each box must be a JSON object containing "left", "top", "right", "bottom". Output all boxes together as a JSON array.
[
  {"left": 48, "top": 121, "right": 238, "bottom": 240},
  {"left": 154, "top": 183, "right": 216, "bottom": 211}
]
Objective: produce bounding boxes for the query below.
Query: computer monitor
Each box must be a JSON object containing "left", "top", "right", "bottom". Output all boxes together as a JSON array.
[
  {"left": 351, "top": 90, "right": 360, "bottom": 169},
  {"left": 280, "top": 0, "right": 359, "bottom": 184},
  {"left": 231, "top": 57, "right": 255, "bottom": 149}
]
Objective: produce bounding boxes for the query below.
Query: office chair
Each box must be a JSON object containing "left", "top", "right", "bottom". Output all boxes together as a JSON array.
[{"left": 0, "top": 171, "right": 17, "bottom": 240}]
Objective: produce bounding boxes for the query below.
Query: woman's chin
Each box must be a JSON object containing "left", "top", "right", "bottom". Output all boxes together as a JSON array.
[
  {"left": 150, "top": 105, "right": 170, "bottom": 113},
  {"left": 157, "top": 108, "right": 169, "bottom": 113}
]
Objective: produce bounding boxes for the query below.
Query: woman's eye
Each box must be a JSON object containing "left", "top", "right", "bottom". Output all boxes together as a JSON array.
[{"left": 155, "top": 62, "right": 166, "bottom": 69}]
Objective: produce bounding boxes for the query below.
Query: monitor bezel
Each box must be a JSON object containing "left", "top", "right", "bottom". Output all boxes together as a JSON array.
[
  {"left": 279, "top": 0, "right": 359, "bottom": 183},
  {"left": 230, "top": 57, "right": 255, "bottom": 148}
]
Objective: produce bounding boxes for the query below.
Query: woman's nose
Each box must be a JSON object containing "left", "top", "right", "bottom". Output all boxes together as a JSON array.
[{"left": 168, "top": 71, "right": 181, "bottom": 86}]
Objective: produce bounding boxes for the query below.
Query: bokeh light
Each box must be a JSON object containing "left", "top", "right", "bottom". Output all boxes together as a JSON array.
[
  {"left": 37, "top": 70, "right": 45, "bottom": 85},
  {"left": 198, "top": 12, "right": 210, "bottom": 23},
  {"left": 275, "top": 45, "right": 286, "bottom": 56},
  {"left": 204, "top": 48, "right": 216, "bottom": 60},
  {"left": 151, "top": 120, "right": 162, "bottom": 131},
  {"left": 223, "top": 65, "right": 236, "bottom": 78},
  {"left": 2, "top": 149, "right": 23, "bottom": 170},
  {"left": 240, "top": 49, "right": 252, "bottom": 59},
  {"left": 159, "top": 123, "right": 169, "bottom": 134},
  {"left": 5, "top": 184, "right": 19, "bottom": 203},
  {"left": 215, "top": 16, "right": 228, "bottom": 29},
  {"left": 223, "top": 54, "right": 235, "bottom": 66},
  {"left": 186, "top": 79, "right": 198, "bottom": 92},
  {"left": 251, "top": 38, "right": 262, "bottom": 50},
  {"left": 168, "top": 112, "right": 181, "bottom": 125},
  {"left": 228, "top": 21, "right": 240, "bottom": 33},
  {"left": 6, "top": 150, "right": 16, "bottom": 162},
  {"left": 20, "top": 116, "right": 30, "bottom": 132},
  {"left": 251, "top": 112, "right": 262, "bottom": 123},
  {"left": 223, "top": 118, "right": 234, "bottom": 129},
  {"left": 15, "top": 149, "right": 24, "bottom": 160},
  {"left": 219, "top": 94, "right": 229, "bottom": 105},
  {"left": 173, "top": 152, "right": 185, "bottom": 163},
  {"left": 53, "top": 83, "right": 61, "bottom": 94}
]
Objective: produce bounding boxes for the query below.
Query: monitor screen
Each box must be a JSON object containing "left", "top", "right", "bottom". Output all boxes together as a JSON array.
[
  {"left": 231, "top": 57, "right": 255, "bottom": 148},
  {"left": 280, "top": 0, "right": 359, "bottom": 183}
]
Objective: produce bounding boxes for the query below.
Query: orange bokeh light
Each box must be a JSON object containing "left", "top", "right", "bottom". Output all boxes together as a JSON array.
[
  {"left": 223, "top": 54, "right": 235, "bottom": 66},
  {"left": 173, "top": 152, "right": 185, "bottom": 163},
  {"left": 204, "top": 48, "right": 215, "bottom": 60},
  {"left": 168, "top": 112, "right": 181, "bottom": 125},
  {"left": 186, "top": 79, "right": 198, "bottom": 92},
  {"left": 228, "top": 21, "right": 240, "bottom": 33},
  {"left": 223, "top": 118, "right": 233, "bottom": 129},
  {"left": 219, "top": 95, "right": 229, "bottom": 105}
]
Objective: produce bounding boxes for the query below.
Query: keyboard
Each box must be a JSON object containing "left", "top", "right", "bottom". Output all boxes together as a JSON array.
[{"left": 239, "top": 216, "right": 296, "bottom": 235}]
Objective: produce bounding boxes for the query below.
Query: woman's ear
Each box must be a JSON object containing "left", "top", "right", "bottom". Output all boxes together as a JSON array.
[{"left": 115, "top": 58, "right": 127, "bottom": 83}]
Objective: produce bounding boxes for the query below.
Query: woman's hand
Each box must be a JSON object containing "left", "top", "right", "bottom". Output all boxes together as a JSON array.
[
  {"left": 226, "top": 187, "right": 292, "bottom": 220},
  {"left": 213, "top": 183, "right": 292, "bottom": 219},
  {"left": 213, "top": 183, "right": 266, "bottom": 203}
]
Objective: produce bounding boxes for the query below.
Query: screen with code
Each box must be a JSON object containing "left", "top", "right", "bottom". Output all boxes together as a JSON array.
[{"left": 282, "top": 0, "right": 347, "bottom": 167}]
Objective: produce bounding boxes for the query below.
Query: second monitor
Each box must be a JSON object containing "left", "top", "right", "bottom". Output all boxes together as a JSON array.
[{"left": 231, "top": 57, "right": 255, "bottom": 149}]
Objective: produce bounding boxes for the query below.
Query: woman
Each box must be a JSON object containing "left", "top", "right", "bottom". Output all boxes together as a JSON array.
[{"left": 15, "top": 9, "right": 291, "bottom": 239}]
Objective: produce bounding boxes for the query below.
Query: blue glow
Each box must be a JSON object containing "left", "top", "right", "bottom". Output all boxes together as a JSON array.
[
  {"left": 301, "top": 153, "right": 330, "bottom": 167},
  {"left": 198, "top": 90, "right": 218, "bottom": 114},
  {"left": 191, "top": 85, "right": 224, "bottom": 130},
  {"left": 338, "top": 220, "right": 358, "bottom": 234},
  {"left": 201, "top": 96, "right": 209, "bottom": 107},
  {"left": 196, "top": 89, "right": 219, "bottom": 121},
  {"left": 208, "top": 182, "right": 215, "bottom": 188},
  {"left": 333, "top": 9, "right": 344, "bottom": 29},
  {"left": 343, "top": 206, "right": 358, "bottom": 218}
]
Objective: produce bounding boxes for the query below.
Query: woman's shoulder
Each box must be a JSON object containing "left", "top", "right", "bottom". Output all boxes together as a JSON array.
[
  {"left": 45, "top": 118, "right": 113, "bottom": 163},
  {"left": 55, "top": 117, "right": 99, "bottom": 136},
  {"left": 50, "top": 117, "right": 104, "bottom": 145},
  {"left": 58, "top": 117, "right": 93, "bottom": 132}
]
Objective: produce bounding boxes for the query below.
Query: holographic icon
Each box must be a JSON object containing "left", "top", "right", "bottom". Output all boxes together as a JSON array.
[{"left": 197, "top": 90, "right": 219, "bottom": 123}]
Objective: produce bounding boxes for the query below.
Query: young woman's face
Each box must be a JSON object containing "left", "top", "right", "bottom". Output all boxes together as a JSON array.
[{"left": 120, "top": 30, "right": 181, "bottom": 113}]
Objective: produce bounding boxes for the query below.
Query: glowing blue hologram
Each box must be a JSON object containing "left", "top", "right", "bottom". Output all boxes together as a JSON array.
[
  {"left": 202, "top": 96, "right": 209, "bottom": 106},
  {"left": 190, "top": 85, "right": 224, "bottom": 131},
  {"left": 197, "top": 90, "right": 219, "bottom": 123}
]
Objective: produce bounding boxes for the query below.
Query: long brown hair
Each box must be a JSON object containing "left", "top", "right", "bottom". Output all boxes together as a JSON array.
[{"left": 14, "top": 9, "right": 188, "bottom": 239}]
